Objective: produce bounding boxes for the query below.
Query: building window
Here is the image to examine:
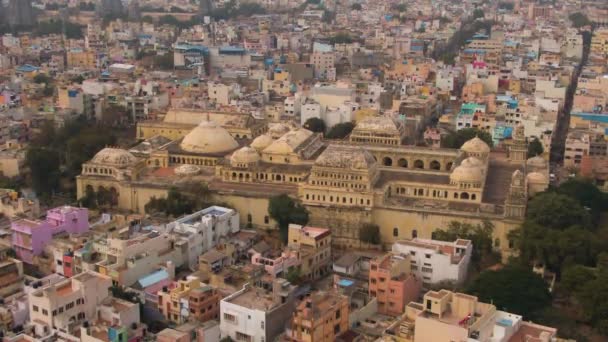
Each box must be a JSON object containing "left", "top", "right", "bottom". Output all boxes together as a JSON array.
[
  {"left": 264, "top": 216, "right": 269, "bottom": 224},
  {"left": 422, "top": 267, "right": 433, "bottom": 273},
  {"left": 412, "top": 229, "right": 418, "bottom": 238},
  {"left": 224, "top": 313, "right": 237, "bottom": 323},
  {"left": 42, "top": 309, "right": 48, "bottom": 316},
  {"left": 334, "top": 324, "right": 341, "bottom": 334},
  {"left": 393, "top": 227, "right": 398, "bottom": 237},
  {"left": 261, "top": 321, "right": 265, "bottom": 329},
  {"left": 33, "top": 305, "right": 39, "bottom": 312},
  {"left": 425, "top": 254, "right": 431, "bottom": 259},
  {"left": 336, "top": 309, "right": 341, "bottom": 319}
]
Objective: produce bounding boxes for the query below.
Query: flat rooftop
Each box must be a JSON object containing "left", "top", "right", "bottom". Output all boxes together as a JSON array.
[{"left": 226, "top": 287, "right": 279, "bottom": 311}]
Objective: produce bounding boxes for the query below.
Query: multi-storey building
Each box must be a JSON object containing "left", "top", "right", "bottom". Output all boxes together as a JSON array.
[
  {"left": 188, "top": 285, "right": 221, "bottom": 323},
  {"left": 220, "top": 279, "right": 297, "bottom": 342},
  {"left": 287, "top": 224, "right": 331, "bottom": 280},
  {"left": 11, "top": 206, "right": 89, "bottom": 264},
  {"left": 369, "top": 253, "right": 421, "bottom": 316},
  {"left": 0, "top": 244, "right": 23, "bottom": 298},
  {"left": 288, "top": 290, "right": 349, "bottom": 342},
  {"left": 28, "top": 271, "right": 112, "bottom": 337},
  {"left": 158, "top": 276, "right": 206, "bottom": 325},
  {"left": 392, "top": 238, "right": 472, "bottom": 286},
  {"left": 383, "top": 290, "right": 557, "bottom": 342}
]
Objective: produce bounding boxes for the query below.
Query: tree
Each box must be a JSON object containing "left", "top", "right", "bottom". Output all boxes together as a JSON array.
[
  {"left": 560, "top": 265, "right": 595, "bottom": 294},
  {"left": 285, "top": 267, "right": 302, "bottom": 284},
  {"left": 325, "top": 122, "right": 355, "bottom": 139},
  {"left": 303, "top": 118, "right": 326, "bottom": 133},
  {"left": 527, "top": 138, "right": 544, "bottom": 158},
  {"left": 433, "top": 221, "right": 498, "bottom": 270},
  {"left": 467, "top": 265, "right": 551, "bottom": 319},
  {"left": 526, "top": 192, "right": 590, "bottom": 230},
  {"left": 555, "top": 179, "right": 608, "bottom": 225},
  {"left": 33, "top": 73, "right": 51, "bottom": 84},
  {"left": 441, "top": 128, "right": 493, "bottom": 149},
  {"left": 576, "top": 272, "right": 608, "bottom": 335},
  {"left": 350, "top": 3, "right": 362, "bottom": 10},
  {"left": 26, "top": 147, "right": 61, "bottom": 198},
  {"left": 359, "top": 223, "right": 380, "bottom": 244},
  {"left": 268, "top": 194, "right": 309, "bottom": 244},
  {"left": 569, "top": 12, "right": 591, "bottom": 28},
  {"left": 473, "top": 8, "right": 484, "bottom": 19}
]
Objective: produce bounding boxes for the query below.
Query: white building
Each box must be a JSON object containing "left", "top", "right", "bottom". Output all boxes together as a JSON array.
[
  {"left": 284, "top": 94, "right": 303, "bottom": 117},
  {"left": 208, "top": 82, "right": 239, "bottom": 106},
  {"left": 300, "top": 100, "right": 325, "bottom": 126},
  {"left": 220, "top": 280, "right": 296, "bottom": 342},
  {"left": 165, "top": 206, "right": 240, "bottom": 269},
  {"left": 391, "top": 238, "right": 472, "bottom": 286}
]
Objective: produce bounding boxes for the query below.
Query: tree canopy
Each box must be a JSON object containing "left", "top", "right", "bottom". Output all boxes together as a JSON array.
[
  {"left": 145, "top": 183, "right": 212, "bottom": 217},
  {"left": 303, "top": 117, "right": 326, "bottom": 133},
  {"left": 467, "top": 265, "right": 551, "bottom": 319},
  {"left": 268, "top": 194, "right": 309, "bottom": 243},
  {"left": 569, "top": 12, "right": 591, "bottom": 28},
  {"left": 441, "top": 128, "right": 493, "bottom": 149},
  {"left": 325, "top": 122, "right": 355, "bottom": 139},
  {"left": 359, "top": 223, "right": 381, "bottom": 245},
  {"left": 433, "top": 221, "right": 499, "bottom": 270},
  {"left": 527, "top": 137, "right": 544, "bottom": 158}
]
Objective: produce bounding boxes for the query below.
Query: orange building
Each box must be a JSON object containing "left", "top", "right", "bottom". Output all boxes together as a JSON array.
[
  {"left": 289, "top": 290, "right": 349, "bottom": 342},
  {"left": 188, "top": 285, "right": 220, "bottom": 323},
  {"left": 369, "top": 253, "right": 421, "bottom": 316}
]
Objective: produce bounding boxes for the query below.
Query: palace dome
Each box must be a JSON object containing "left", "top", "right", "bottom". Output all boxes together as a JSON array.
[
  {"left": 91, "top": 148, "right": 137, "bottom": 167},
  {"left": 461, "top": 137, "right": 490, "bottom": 154},
  {"left": 180, "top": 121, "right": 239, "bottom": 154},
  {"left": 231, "top": 147, "right": 260, "bottom": 167},
  {"left": 250, "top": 134, "right": 273, "bottom": 151},
  {"left": 526, "top": 155, "right": 546, "bottom": 169},
  {"left": 450, "top": 163, "right": 484, "bottom": 184},
  {"left": 175, "top": 164, "right": 201, "bottom": 175},
  {"left": 526, "top": 172, "right": 547, "bottom": 184},
  {"left": 460, "top": 156, "right": 483, "bottom": 168},
  {"left": 268, "top": 123, "right": 291, "bottom": 139}
]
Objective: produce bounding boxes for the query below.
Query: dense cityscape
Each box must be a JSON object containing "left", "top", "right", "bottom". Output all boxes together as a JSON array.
[{"left": 0, "top": 0, "right": 607, "bottom": 341}]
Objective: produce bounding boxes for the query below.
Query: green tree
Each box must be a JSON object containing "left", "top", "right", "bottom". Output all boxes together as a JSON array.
[
  {"left": 441, "top": 128, "right": 493, "bottom": 149},
  {"left": 577, "top": 272, "right": 608, "bottom": 335},
  {"left": 560, "top": 265, "right": 595, "bottom": 294},
  {"left": 26, "top": 147, "right": 61, "bottom": 198},
  {"left": 569, "top": 12, "right": 591, "bottom": 28},
  {"left": 555, "top": 179, "right": 608, "bottom": 225},
  {"left": 527, "top": 138, "right": 543, "bottom": 158},
  {"left": 325, "top": 122, "right": 355, "bottom": 139},
  {"left": 526, "top": 192, "right": 590, "bottom": 230},
  {"left": 268, "top": 194, "right": 309, "bottom": 244},
  {"left": 285, "top": 267, "right": 302, "bottom": 284},
  {"left": 34, "top": 73, "right": 51, "bottom": 84},
  {"left": 359, "top": 223, "right": 380, "bottom": 245},
  {"left": 433, "top": 221, "right": 498, "bottom": 270},
  {"left": 467, "top": 265, "right": 551, "bottom": 319},
  {"left": 350, "top": 3, "right": 362, "bottom": 10},
  {"left": 473, "top": 8, "right": 484, "bottom": 19},
  {"left": 303, "top": 117, "right": 326, "bottom": 133}
]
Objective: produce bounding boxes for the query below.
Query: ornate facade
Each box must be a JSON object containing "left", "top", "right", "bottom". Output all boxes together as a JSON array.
[{"left": 77, "top": 114, "right": 549, "bottom": 256}]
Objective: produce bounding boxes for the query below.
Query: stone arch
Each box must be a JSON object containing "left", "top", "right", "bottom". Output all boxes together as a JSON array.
[
  {"left": 460, "top": 192, "right": 470, "bottom": 200},
  {"left": 393, "top": 227, "right": 399, "bottom": 237},
  {"left": 382, "top": 156, "right": 393, "bottom": 166},
  {"left": 414, "top": 160, "right": 424, "bottom": 169},
  {"left": 429, "top": 160, "right": 441, "bottom": 170},
  {"left": 397, "top": 158, "right": 408, "bottom": 168},
  {"left": 471, "top": 193, "right": 476, "bottom": 200}
]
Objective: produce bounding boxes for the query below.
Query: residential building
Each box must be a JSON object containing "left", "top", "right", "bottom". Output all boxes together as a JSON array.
[
  {"left": 383, "top": 290, "right": 557, "bottom": 342},
  {"left": 220, "top": 279, "right": 297, "bottom": 342},
  {"left": 288, "top": 290, "right": 349, "bottom": 342},
  {"left": 287, "top": 224, "right": 332, "bottom": 280},
  {"left": 392, "top": 238, "right": 472, "bottom": 286},
  {"left": 0, "top": 244, "right": 23, "bottom": 298},
  {"left": 158, "top": 276, "right": 203, "bottom": 325},
  {"left": 188, "top": 285, "right": 221, "bottom": 323},
  {"left": 28, "top": 271, "right": 113, "bottom": 337},
  {"left": 369, "top": 253, "right": 421, "bottom": 316},
  {"left": 11, "top": 206, "right": 89, "bottom": 264},
  {"left": 0, "top": 189, "right": 40, "bottom": 219}
]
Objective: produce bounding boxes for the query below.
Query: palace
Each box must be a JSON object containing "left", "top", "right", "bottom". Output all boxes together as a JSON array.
[{"left": 76, "top": 113, "right": 549, "bottom": 254}]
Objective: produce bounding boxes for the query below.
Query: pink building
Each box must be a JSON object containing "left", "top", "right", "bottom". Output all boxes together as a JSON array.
[
  {"left": 369, "top": 253, "right": 421, "bottom": 316},
  {"left": 11, "top": 206, "right": 89, "bottom": 264},
  {"left": 251, "top": 249, "right": 300, "bottom": 278}
]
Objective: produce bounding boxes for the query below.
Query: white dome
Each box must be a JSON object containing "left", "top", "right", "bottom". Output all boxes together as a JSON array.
[
  {"left": 180, "top": 121, "right": 239, "bottom": 154},
  {"left": 230, "top": 147, "right": 260, "bottom": 167},
  {"left": 526, "top": 155, "right": 546, "bottom": 169},
  {"left": 460, "top": 156, "right": 483, "bottom": 168},
  {"left": 91, "top": 148, "right": 137, "bottom": 167},
  {"left": 450, "top": 164, "right": 483, "bottom": 184},
  {"left": 250, "top": 134, "right": 273, "bottom": 151},
  {"left": 526, "top": 172, "right": 547, "bottom": 184},
  {"left": 461, "top": 136, "right": 490, "bottom": 154},
  {"left": 268, "top": 123, "right": 291, "bottom": 139},
  {"left": 175, "top": 164, "right": 201, "bottom": 175}
]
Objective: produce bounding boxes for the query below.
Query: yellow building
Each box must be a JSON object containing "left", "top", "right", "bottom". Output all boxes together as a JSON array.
[
  {"left": 287, "top": 224, "right": 331, "bottom": 280},
  {"left": 67, "top": 49, "right": 96, "bottom": 69},
  {"left": 591, "top": 28, "right": 608, "bottom": 57},
  {"left": 77, "top": 115, "right": 543, "bottom": 256},
  {"left": 157, "top": 276, "right": 201, "bottom": 325}
]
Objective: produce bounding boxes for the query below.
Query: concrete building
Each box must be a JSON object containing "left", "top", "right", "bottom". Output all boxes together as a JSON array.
[
  {"left": 392, "top": 238, "right": 472, "bottom": 286},
  {"left": 369, "top": 253, "right": 421, "bottom": 316},
  {"left": 165, "top": 206, "right": 240, "bottom": 269},
  {"left": 0, "top": 189, "right": 40, "bottom": 219},
  {"left": 11, "top": 206, "right": 89, "bottom": 264},
  {"left": 0, "top": 244, "right": 24, "bottom": 298},
  {"left": 383, "top": 290, "right": 557, "bottom": 342},
  {"left": 28, "top": 271, "right": 113, "bottom": 337},
  {"left": 158, "top": 276, "right": 219, "bottom": 325},
  {"left": 288, "top": 290, "right": 349, "bottom": 342},
  {"left": 220, "top": 279, "right": 297, "bottom": 342},
  {"left": 287, "top": 224, "right": 332, "bottom": 280}
]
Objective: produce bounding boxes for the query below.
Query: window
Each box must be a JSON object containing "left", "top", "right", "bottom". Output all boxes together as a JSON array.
[
  {"left": 52, "top": 310, "right": 57, "bottom": 316},
  {"left": 261, "top": 321, "right": 265, "bottom": 329},
  {"left": 224, "top": 313, "right": 237, "bottom": 323},
  {"left": 334, "top": 323, "right": 341, "bottom": 334},
  {"left": 42, "top": 309, "right": 48, "bottom": 316},
  {"left": 422, "top": 267, "right": 433, "bottom": 273},
  {"left": 57, "top": 260, "right": 63, "bottom": 266},
  {"left": 412, "top": 229, "right": 418, "bottom": 238},
  {"left": 264, "top": 216, "right": 269, "bottom": 224},
  {"left": 393, "top": 227, "right": 398, "bottom": 237},
  {"left": 66, "top": 302, "right": 75, "bottom": 310},
  {"left": 336, "top": 309, "right": 341, "bottom": 319},
  {"left": 425, "top": 254, "right": 431, "bottom": 259},
  {"left": 33, "top": 305, "right": 39, "bottom": 312}
]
